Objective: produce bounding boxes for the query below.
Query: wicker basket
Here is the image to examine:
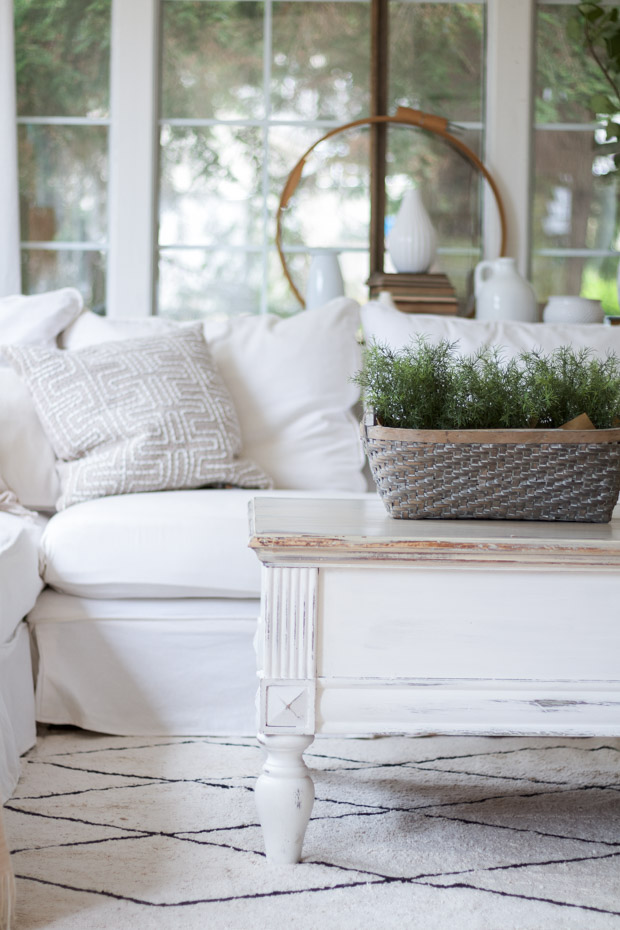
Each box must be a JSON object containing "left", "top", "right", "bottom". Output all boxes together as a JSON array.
[{"left": 361, "top": 410, "right": 620, "bottom": 522}]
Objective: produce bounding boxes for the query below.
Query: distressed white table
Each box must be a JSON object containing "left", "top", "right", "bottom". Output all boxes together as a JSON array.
[{"left": 248, "top": 496, "right": 620, "bottom": 863}]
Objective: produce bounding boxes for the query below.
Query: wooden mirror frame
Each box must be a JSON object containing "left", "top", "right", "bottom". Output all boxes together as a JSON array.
[{"left": 276, "top": 106, "right": 507, "bottom": 307}]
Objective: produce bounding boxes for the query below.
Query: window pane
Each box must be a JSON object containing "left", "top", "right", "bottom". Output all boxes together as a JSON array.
[
  {"left": 158, "top": 248, "right": 263, "bottom": 318},
  {"left": 532, "top": 129, "right": 619, "bottom": 252},
  {"left": 271, "top": 125, "right": 371, "bottom": 252},
  {"left": 160, "top": 0, "right": 265, "bottom": 120},
  {"left": 21, "top": 249, "right": 106, "bottom": 312},
  {"left": 271, "top": 2, "right": 370, "bottom": 121},
  {"left": 18, "top": 125, "right": 108, "bottom": 243},
  {"left": 159, "top": 125, "right": 264, "bottom": 247},
  {"left": 14, "top": 0, "right": 111, "bottom": 117},
  {"left": 535, "top": 4, "right": 614, "bottom": 125},
  {"left": 532, "top": 254, "right": 620, "bottom": 316},
  {"left": 385, "top": 126, "right": 483, "bottom": 302},
  {"left": 389, "top": 3, "right": 484, "bottom": 122}
]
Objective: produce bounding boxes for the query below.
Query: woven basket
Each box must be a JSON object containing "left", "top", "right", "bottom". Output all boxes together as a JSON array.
[{"left": 361, "top": 410, "right": 620, "bottom": 522}]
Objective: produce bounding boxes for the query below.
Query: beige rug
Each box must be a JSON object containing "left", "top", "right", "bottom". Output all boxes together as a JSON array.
[{"left": 4, "top": 727, "right": 620, "bottom": 929}]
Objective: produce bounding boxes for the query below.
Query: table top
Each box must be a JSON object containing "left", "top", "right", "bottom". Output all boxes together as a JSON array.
[{"left": 248, "top": 495, "right": 620, "bottom": 569}]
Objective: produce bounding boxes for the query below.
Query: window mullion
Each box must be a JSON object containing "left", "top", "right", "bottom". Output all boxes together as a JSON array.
[
  {"left": 483, "top": 0, "right": 535, "bottom": 276},
  {"left": 107, "top": 0, "right": 159, "bottom": 317}
]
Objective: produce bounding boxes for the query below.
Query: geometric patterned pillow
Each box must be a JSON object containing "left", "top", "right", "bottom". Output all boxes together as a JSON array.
[{"left": 3, "top": 324, "right": 272, "bottom": 509}]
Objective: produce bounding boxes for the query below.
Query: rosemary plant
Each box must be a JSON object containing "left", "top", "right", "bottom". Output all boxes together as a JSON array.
[{"left": 353, "top": 338, "right": 620, "bottom": 430}]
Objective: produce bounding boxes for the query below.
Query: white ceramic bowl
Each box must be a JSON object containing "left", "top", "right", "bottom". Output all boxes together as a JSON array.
[{"left": 543, "top": 296, "right": 604, "bottom": 324}]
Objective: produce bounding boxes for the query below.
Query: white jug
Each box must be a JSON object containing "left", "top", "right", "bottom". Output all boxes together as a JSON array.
[{"left": 474, "top": 257, "right": 538, "bottom": 322}]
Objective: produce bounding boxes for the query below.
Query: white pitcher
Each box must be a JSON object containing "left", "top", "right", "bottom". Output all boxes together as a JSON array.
[{"left": 474, "top": 257, "right": 538, "bottom": 322}]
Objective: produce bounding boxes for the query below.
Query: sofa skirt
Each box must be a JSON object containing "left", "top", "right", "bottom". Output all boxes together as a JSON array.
[
  {"left": 0, "top": 623, "right": 36, "bottom": 802},
  {"left": 28, "top": 592, "right": 260, "bottom": 736}
]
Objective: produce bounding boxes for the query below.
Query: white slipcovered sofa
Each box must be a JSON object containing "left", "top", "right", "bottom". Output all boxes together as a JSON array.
[{"left": 2, "top": 287, "right": 620, "bottom": 801}]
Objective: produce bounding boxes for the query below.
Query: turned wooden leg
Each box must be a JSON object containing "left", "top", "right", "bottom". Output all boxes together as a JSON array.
[{"left": 255, "top": 733, "right": 315, "bottom": 864}]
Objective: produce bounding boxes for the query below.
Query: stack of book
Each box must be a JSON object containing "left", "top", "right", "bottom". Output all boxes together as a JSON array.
[{"left": 367, "top": 271, "right": 459, "bottom": 315}]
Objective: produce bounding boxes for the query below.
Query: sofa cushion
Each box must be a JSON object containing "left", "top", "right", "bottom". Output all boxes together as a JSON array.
[
  {"left": 39, "top": 489, "right": 373, "bottom": 598},
  {"left": 0, "top": 512, "right": 45, "bottom": 644},
  {"left": 4, "top": 325, "right": 272, "bottom": 510},
  {"left": 0, "top": 287, "right": 83, "bottom": 355},
  {"left": 59, "top": 299, "right": 368, "bottom": 493},
  {"left": 0, "top": 371, "right": 60, "bottom": 510},
  {"left": 360, "top": 302, "right": 620, "bottom": 360},
  {"left": 204, "top": 298, "right": 366, "bottom": 491}
]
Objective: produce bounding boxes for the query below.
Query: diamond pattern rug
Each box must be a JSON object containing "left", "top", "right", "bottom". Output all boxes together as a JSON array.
[{"left": 4, "top": 727, "right": 620, "bottom": 929}]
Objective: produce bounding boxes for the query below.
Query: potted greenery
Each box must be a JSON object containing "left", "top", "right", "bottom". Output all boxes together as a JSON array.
[{"left": 354, "top": 338, "right": 620, "bottom": 522}]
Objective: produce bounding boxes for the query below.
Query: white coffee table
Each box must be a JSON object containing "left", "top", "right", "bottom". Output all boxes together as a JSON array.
[{"left": 248, "top": 496, "right": 620, "bottom": 863}]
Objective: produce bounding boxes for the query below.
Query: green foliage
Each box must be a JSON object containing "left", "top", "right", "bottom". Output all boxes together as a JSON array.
[
  {"left": 353, "top": 338, "right": 620, "bottom": 431},
  {"left": 569, "top": 3, "right": 620, "bottom": 167}
]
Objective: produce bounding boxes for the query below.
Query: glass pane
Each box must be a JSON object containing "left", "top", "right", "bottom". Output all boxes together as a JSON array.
[
  {"left": 158, "top": 248, "right": 263, "bottom": 318},
  {"left": 14, "top": 0, "right": 111, "bottom": 117},
  {"left": 21, "top": 249, "right": 106, "bottom": 312},
  {"left": 271, "top": 125, "right": 371, "bottom": 252},
  {"left": 271, "top": 2, "right": 370, "bottom": 121},
  {"left": 160, "top": 0, "right": 265, "bottom": 120},
  {"left": 18, "top": 125, "right": 108, "bottom": 243},
  {"left": 533, "top": 254, "right": 620, "bottom": 316},
  {"left": 385, "top": 126, "right": 483, "bottom": 302},
  {"left": 536, "top": 4, "right": 617, "bottom": 125},
  {"left": 389, "top": 3, "right": 484, "bottom": 122},
  {"left": 159, "top": 125, "right": 264, "bottom": 246},
  {"left": 532, "top": 129, "right": 619, "bottom": 252},
  {"left": 386, "top": 127, "right": 483, "bottom": 249}
]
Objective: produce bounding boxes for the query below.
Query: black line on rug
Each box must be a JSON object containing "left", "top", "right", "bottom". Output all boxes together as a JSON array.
[
  {"left": 11, "top": 833, "right": 152, "bottom": 856},
  {"left": 13, "top": 781, "right": 170, "bottom": 801},
  {"left": 412, "top": 763, "right": 592, "bottom": 788},
  {"left": 422, "top": 810, "right": 620, "bottom": 848},
  {"left": 412, "top": 877, "right": 620, "bottom": 917},
  {"left": 15, "top": 872, "right": 389, "bottom": 906}
]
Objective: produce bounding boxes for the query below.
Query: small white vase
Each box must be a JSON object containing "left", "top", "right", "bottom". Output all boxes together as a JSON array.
[
  {"left": 474, "top": 257, "right": 538, "bottom": 322},
  {"left": 386, "top": 188, "right": 437, "bottom": 274},
  {"left": 543, "top": 296, "right": 603, "bottom": 324},
  {"left": 305, "top": 252, "right": 344, "bottom": 310}
]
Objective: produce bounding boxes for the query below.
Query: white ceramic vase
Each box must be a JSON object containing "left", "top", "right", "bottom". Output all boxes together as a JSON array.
[
  {"left": 386, "top": 188, "right": 437, "bottom": 274},
  {"left": 474, "top": 257, "right": 538, "bottom": 322},
  {"left": 305, "top": 252, "right": 344, "bottom": 310}
]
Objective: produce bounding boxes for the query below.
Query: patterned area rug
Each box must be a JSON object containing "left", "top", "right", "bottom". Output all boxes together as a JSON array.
[{"left": 4, "top": 727, "right": 620, "bottom": 929}]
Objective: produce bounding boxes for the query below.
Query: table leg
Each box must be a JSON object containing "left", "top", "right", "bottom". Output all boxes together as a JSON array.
[{"left": 256, "top": 733, "right": 315, "bottom": 864}]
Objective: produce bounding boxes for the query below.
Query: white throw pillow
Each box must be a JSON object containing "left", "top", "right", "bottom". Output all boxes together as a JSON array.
[
  {"left": 204, "top": 298, "right": 367, "bottom": 491},
  {"left": 0, "top": 367, "right": 60, "bottom": 510},
  {"left": 0, "top": 288, "right": 83, "bottom": 356},
  {"left": 59, "top": 309, "right": 177, "bottom": 348},
  {"left": 4, "top": 325, "right": 272, "bottom": 509},
  {"left": 360, "top": 301, "right": 620, "bottom": 361}
]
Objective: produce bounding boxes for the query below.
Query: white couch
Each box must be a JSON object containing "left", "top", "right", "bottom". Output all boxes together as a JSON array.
[{"left": 2, "top": 289, "right": 620, "bottom": 797}]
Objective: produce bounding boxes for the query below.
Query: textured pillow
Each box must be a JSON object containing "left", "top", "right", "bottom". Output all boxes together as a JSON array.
[
  {"left": 360, "top": 301, "right": 620, "bottom": 361},
  {"left": 0, "top": 367, "right": 60, "bottom": 510},
  {"left": 0, "top": 288, "right": 83, "bottom": 356},
  {"left": 203, "top": 297, "right": 367, "bottom": 491},
  {"left": 3, "top": 324, "right": 272, "bottom": 509}
]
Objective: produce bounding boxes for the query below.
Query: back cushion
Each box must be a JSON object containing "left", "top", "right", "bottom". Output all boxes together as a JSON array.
[
  {"left": 0, "top": 367, "right": 59, "bottom": 510},
  {"left": 360, "top": 302, "right": 620, "bottom": 361}
]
